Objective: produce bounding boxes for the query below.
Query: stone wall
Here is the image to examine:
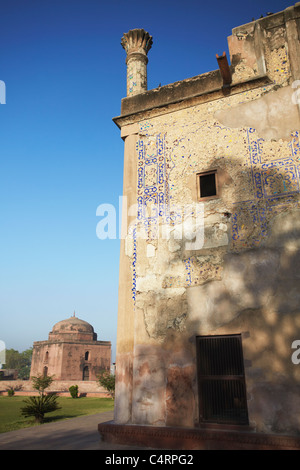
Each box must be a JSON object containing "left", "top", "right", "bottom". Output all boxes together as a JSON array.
[{"left": 0, "top": 379, "right": 110, "bottom": 397}]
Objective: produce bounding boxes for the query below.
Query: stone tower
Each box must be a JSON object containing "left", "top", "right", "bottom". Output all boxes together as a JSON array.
[{"left": 121, "top": 28, "right": 153, "bottom": 96}]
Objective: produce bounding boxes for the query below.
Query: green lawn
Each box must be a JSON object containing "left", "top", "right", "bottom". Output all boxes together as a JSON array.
[{"left": 0, "top": 396, "right": 114, "bottom": 433}]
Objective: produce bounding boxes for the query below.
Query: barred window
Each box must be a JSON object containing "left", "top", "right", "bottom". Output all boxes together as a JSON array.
[{"left": 196, "top": 334, "right": 249, "bottom": 425}]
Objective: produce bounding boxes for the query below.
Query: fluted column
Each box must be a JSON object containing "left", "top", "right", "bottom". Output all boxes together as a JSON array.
[{"left": 121, "top": 29, "right": 153, "bottom": 96}]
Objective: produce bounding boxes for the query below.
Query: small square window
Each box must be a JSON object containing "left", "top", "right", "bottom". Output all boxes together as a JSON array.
[{"left": 197, "top": 170, "right": 218, "bottom": 200}]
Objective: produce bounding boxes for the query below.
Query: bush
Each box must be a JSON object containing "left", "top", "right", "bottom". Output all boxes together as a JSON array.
[
  {"left": 69, "top": 385, "right": 79, "bottom": 398},
  {"left": 7, "top": 387, "right": 15, "bottom": 397},
  {"left": 20, "top": 373, "right": 60, "bottom": 424},
  {"left": 6, "top": 384, "right": 22, "bottom": 396},
  {"left": 97, "top": 371, "right": 115, "bottom": 399},
  {"left": 21, "top": 394, "right": 61, "bottom": 423}
]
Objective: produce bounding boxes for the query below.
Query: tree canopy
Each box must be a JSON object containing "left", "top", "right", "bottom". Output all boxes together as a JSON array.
[{"left": 2, "top": 348, "right": 32, "bottom": 379}]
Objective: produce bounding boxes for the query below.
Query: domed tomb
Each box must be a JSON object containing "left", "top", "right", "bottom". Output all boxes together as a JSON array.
[{"left": 30, "top": 313, "right": 111, "bottom": 381}]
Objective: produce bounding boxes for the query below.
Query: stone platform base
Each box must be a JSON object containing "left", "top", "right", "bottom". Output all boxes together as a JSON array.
[
  {"left": 0, "top": 390, "right": 110, "bottom": 397},
  {"left": 98, "top": 421, "right": 300, "bottom": 450},
  {"left": 0, "top": 379, "right": 110, "bottom": 397}
]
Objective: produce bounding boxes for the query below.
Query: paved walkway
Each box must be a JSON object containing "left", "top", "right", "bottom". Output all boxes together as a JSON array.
[{"left": 0, "top": 411, "right": 145, "bottom": 450}]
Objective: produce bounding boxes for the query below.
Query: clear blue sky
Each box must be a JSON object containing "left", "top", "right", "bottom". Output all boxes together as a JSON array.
[{"left": 0, "top": 0, "right": 292, "bottom": 362}]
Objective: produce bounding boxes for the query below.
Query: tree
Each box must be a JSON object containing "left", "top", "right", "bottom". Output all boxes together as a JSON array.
[
  {"left": 17, "top": 364, "right": 31, "bottom": 380},
  {"left": 4, "top": 348, "right": 32, "bottom": 379},
  {"left": 31, "top": 374, "right": 55, "bottom": 396},
  {"left": 20, "top": 374, "right": 61, "bottom": 423},
  {"left": 4, "top": 349, "right": 20, "bottom": 369},
  {"left": 19, "top": 349, "right": 32, "bottom": 379},
  {"left": 97, "top": 371, "right": 115, "bottom": 399}
]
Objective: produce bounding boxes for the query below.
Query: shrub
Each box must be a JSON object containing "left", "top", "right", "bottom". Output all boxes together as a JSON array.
[
  {"left": 7, "top": 386, "right": 15, "bottom": 397},
  {"left": 6, "top": 384, "right": 22, "bottom": 396},
  {"left": 69, "top": 385, "right": 79, "bottom": 398},
  {"left": 21, "top": 394, "right": 61, "bottom": 423},
  {"left": 97, "top": 371, "right": 115, "bottom": 399},
  {"left": 20, "top": 373, "right": 60, "bottom": 424}
]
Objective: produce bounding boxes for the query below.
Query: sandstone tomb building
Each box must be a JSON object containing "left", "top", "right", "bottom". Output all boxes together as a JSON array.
[{"left": 30, "top": 314, "right": 111, "bottom": 381}]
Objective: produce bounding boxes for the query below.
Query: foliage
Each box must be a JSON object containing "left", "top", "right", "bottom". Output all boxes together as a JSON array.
[
  {"left": 4, "top": 348, "right": 32, "bottom": 379},
  {"left": 7, "top": 387, "right": 15, "bottom": 397},
  {"left": 18, "top": 365, "right": 31, "bottom": 380},
  {"left": 97, "top": 370, "right": 115, "bottom": 399},
  {"left": 31, "top": 374, "right": 55, "bottom": 396},
  {"left": 6, "top": 384, "right": 22, "bottom": 397},
  {"left": 69, "top": 385, "right": 79, "bottom": 398},
  {"left": 20, "top": 374, "right": 59, "bottom": 423},
  {"left": 20, "top": 394, "right": 61, "bottom": 423},
  {"left": 6, "top": 383, "right": 23, "bottom": 397}
]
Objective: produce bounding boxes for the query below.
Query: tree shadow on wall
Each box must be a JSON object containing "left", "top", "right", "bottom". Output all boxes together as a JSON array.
[
  {"left": 123, "top": 145, "right": 300, "bottom": 439},
  {"left": 182, "top": 151, "right": 300, "bottom": 436}
]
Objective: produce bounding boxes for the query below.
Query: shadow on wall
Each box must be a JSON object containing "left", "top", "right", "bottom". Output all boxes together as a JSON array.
[
  {"left": 116, "top": 140, "right": 300, "bottom": 436},
  {"left": 182, "top": 152, "right": 300, "bottom": 436}
]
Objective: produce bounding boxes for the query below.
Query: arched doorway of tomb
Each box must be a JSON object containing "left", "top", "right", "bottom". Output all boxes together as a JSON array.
[{"left": 83, "top": 365, "right": 89, "bottom": 381}]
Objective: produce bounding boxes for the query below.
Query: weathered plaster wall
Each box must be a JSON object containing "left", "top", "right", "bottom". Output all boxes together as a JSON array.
[
  {"left": 119, "top": 51, "right": 300, "bottom": 434},
  {"left": 215, "top": 85, "right": 300, "bottom": 140},
  {"left": 114, "top": 4, "right": 300, "bottom": 436},
  {"left": 114, "top": 126, "right": 139, "bottom": 424}
]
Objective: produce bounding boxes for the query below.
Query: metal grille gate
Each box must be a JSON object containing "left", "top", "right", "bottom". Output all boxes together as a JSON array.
[{"left": 196, "top": 334, "right": 249, "bottom": 425}]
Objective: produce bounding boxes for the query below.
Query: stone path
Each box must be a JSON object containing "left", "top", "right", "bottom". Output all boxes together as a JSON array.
[{"left": 0, "top": 411, "right": 144, "bottom": 450}]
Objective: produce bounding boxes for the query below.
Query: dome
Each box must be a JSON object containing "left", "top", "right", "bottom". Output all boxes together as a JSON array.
[
  {"left": 48, "top": 313, "right": 97, "bottom": 341},
  {"left": 51, "top": 315, "right": 94, "bottom": 334}
]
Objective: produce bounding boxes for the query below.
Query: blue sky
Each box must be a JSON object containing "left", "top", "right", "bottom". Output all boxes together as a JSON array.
[{"left": 0, "top": 0, "right": 292, "bottom": 362}]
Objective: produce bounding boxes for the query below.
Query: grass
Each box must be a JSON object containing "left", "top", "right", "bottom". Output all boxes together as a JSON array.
[{"left": 0, "top": 396, "right": 114, "bottom": 433}]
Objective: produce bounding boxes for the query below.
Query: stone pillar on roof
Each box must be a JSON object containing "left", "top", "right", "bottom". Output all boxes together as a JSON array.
[{"left": 121, "top": 28, "right": 153, "bottom": 97}]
